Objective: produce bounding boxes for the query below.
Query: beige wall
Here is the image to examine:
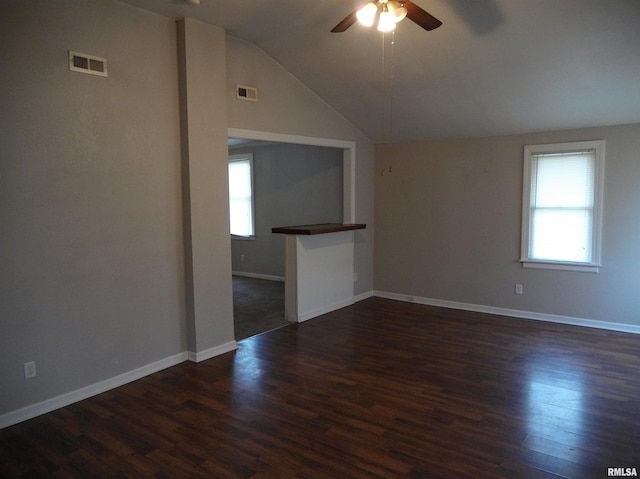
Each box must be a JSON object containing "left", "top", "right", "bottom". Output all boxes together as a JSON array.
[{"left": 375, "top": 123, "right": 640, "bottom": 327}]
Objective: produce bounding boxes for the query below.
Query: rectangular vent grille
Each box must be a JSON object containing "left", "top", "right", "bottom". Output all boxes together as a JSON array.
[
  {"left": 236, "top": 85, "right": 258, "bottom": 102},
  {"left": 69, "top": 51, "right": 108, "bottom": 77}
]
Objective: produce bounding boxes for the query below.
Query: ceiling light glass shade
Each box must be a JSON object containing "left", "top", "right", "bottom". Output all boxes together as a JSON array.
[
  {"left": 356, "top": 2, "right": 378, "bottom": 27},
  {"left": 377, "top": 9, "right": 397, "bottom": 31},
  {"left": 387, "top": 1, "right": 407, "bottom": 22}
]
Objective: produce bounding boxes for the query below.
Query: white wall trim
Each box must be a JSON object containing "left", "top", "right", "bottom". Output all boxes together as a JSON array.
[
  {"left": 297, "top": 297, "right": 355, "bottom": 323},
  {"left": 374, "top": 291, "right": 640, "bottom": 335},
  {"left": 232, "top": 271, "right": 285, "bottom": 282},
  {"left": 0, "top": 352, "right": 188, "bottom": 430},
  {"left": 187, "top": 340, "right": 237, "bottom": 363},
  {"left": 2, "top": 340, "right": 239, "bottom": 429},
  {"left": 227, "top": 128, "right": 357, "bottom": 223},
  {"left": 21, "top": 292, "right": 622, "bottom": 430},
  {"left": 227, "top": 128, "right": 355, "bottom": 150},
  {"left": 354, "top": 290, "right": 374, "bottom": 303}
]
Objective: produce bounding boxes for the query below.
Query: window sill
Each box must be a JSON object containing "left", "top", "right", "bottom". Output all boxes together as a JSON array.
[
  {"left": 231, "top": 235, "right": 255, "bottom": 241},
  {"left": 520, "top": 259, "right": 600, "bottom": 273}
]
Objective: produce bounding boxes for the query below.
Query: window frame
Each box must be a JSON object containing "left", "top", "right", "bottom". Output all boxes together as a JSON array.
[
  {"left": 520, "top": 140, "right": 605, "bottom": 273},
  {"left": 228, "top": 153, "right": 255, "bottom": 240}
]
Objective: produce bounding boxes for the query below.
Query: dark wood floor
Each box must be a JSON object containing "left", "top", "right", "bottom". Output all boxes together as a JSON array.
[{"left": 2, "top": 298, "right": 640, "bottom": 478}]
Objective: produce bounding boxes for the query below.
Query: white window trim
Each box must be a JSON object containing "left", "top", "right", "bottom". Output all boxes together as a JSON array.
[
  {"left": 229, "top": 153, "right": 255, "bottom": 240},
  {"left": 520, "top": 140, "right": 605, "bottom": 273}
]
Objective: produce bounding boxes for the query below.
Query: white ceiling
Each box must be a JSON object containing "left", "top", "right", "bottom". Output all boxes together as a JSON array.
[{"left": 120, "top": 0, "right": 640, "bottom": 142}]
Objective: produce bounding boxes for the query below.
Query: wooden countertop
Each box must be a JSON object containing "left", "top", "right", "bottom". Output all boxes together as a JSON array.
[{"left": 272, "top": 223, "right": 366, "bottom": 235}]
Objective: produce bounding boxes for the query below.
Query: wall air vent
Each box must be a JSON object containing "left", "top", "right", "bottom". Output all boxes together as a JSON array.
[
  {"left": 69, "top": 51, "right": 108, "bottom": 77},
  {"left": 236, "top": 85, "right": 258, "bottom": 102}
]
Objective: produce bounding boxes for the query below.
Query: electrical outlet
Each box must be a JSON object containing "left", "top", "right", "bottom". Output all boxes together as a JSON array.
[
  {"left": 515, "top": 283, "right": 524, "bottom": 295},
  {"left": 240, "top": 254, "right": 245, "bottom": 262},
  {"left": 353, "top": 272, "right": 358, "bottom": 282},
  {"left": 24, "top": 361, "right": 36, "bottom": 379}
]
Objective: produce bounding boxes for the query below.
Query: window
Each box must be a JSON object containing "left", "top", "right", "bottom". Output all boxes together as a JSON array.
[
  {"left": 228, "top": 154, "right": 255, "bottom": 238},
  {"left": 521, "top": 140, "right": 604, "bottom": 272}
]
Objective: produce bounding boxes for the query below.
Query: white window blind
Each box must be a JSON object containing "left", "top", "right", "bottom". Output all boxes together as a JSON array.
[
  {"left": 521, "top": 141, "right": 604, "bottom": 272},
  {"left": 228, "top": 155, "right": 254, "bottom": 237}
]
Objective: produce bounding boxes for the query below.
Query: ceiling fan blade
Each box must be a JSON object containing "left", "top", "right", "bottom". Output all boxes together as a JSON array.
[
  {"left": 331, "top": 10, "right": 358, "bottom": 32},
  {"left": 404, "top": 0, "right": 442, "bottom": 31}
]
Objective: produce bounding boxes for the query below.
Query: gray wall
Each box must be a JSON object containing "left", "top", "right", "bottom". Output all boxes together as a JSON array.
[
  {"left": 226, "top": 36, "right": 375, "bottom": 296},
  {"left": 177, "top": 18, "right": 234, "bottom": 356},
  {"left": 0, "top": 0, "right": 185, "bottom": 414},
  {"left": 0, "top": 1, "right": 375, "bottom": 421},
  {"left": 230, "top": 143, "right": 343, "bottom": 278},
  {"left": 374, "top": 123, "right": 640, "bottom": 327}
]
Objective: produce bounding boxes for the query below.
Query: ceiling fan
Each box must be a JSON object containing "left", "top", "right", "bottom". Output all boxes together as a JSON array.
[{"left": 331, "top": 0, "right": 442, "bottom": 33}]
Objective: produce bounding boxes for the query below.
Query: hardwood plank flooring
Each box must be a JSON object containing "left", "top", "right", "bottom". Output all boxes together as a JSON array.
[{"left": 2, "top": 298, "right": 640, "bottom": 478}]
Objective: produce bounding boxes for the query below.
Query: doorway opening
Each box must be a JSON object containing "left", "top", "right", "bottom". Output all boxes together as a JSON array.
[
  {"left": 228, "top": 129, "right": 356, "bottom": 340},
  {"left": 232, "top": 274, "right": 286, "bottom": 341}
]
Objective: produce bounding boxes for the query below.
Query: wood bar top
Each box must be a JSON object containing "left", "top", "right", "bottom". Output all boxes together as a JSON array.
[{"left": 272, "top": 223, "right": 366, "bottom": 235}]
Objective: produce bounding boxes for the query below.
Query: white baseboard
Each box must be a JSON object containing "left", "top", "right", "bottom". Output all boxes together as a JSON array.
[
  {"left": 298, "top": 297, "right": 355, "bottom": 322},
  {"left": 1, "top": 340, "right": 240, "bottom": 430},
  {"left": 291, "top": 291, "right": 371, "bottom": 322},
  {"left": 374, "top": 290, "right": 640, "bottom": 335},
  {"left": 354, "top": 290, "right": 374, "bottom": 303},
  {"left": 0, "top": 352, "right": 188, "bottom": 430},
  {"left": 12, "top": 291, "right": 632, "bottom": 431},
  {"left": 187, "top": 340, "right": 237, "bottom": 363},
  {"left": 232, "top": 271, "right": 285, "bottom": 282}
]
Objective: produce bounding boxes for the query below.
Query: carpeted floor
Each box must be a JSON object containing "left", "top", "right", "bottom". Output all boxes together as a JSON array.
[{"left": 232, "top": 275, "right": 289, "bottom": 341}]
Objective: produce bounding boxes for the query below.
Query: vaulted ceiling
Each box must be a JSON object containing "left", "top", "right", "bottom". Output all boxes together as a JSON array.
[{"left": 120, "top": 0, "right": 640, "bottom": 142}]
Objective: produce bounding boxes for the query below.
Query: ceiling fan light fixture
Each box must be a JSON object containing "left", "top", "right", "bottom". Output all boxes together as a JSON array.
[
  {"left": 377, "top": 7, "right": 397, "bottom": 32},
  {"left": 386, "top": 1, "right": 407, "bottom": 22},
  {"left": 331, "top": 0, "right": 441, "bottom": 33},
  {"left": 356, "top": 2, "right": 378, "bottom": 27}
]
